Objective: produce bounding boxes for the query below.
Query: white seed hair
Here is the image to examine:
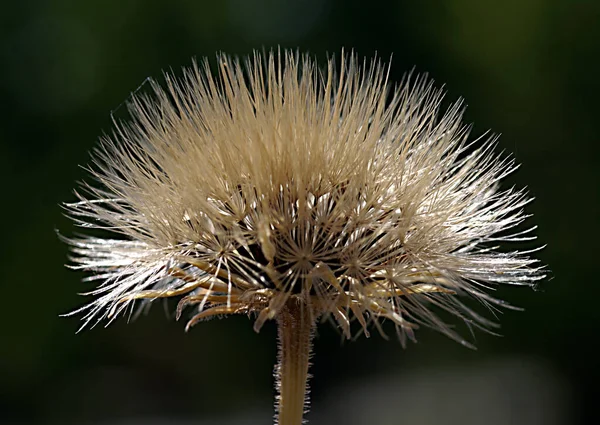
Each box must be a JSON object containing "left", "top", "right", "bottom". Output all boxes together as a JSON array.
[{"left": 63, "top": 50, "right": 544, "bottom": 347}]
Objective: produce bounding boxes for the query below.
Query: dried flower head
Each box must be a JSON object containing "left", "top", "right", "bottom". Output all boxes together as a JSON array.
[{"left": 64, "top": 50, "right": 544, "bottom": 348}]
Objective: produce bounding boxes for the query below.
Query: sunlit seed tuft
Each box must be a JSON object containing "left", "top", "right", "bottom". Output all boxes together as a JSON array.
[{"left": 62, "top": 50, "right": 545, "bottom": 347}]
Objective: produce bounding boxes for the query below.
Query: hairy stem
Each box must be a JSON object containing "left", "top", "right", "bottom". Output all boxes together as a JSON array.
[{"left": 275, "top": 299, "right": 315, "bottom": 425}]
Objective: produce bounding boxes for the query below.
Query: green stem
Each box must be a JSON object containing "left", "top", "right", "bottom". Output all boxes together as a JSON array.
[{"left": 275, "top": 299, "right": 315, "bottom": 425}]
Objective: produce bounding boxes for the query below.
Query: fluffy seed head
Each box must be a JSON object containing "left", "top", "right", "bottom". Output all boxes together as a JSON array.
[{"left": 63, "top": 50, "right": 544, "bottom": 347}]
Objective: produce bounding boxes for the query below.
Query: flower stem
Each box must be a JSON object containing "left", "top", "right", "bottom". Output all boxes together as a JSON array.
[{"left": 275, "top": 299, "right": 315, "bottom": 425}]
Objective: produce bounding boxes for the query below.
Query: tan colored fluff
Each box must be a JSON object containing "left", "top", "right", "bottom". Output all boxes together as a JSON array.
[{"left": 64, "top": 50, "right": 544, "bottom": 347}]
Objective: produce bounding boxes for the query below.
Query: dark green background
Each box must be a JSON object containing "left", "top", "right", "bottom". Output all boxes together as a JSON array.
[{"left": 1, "top": 1, "right": 597, "bottom": 424}]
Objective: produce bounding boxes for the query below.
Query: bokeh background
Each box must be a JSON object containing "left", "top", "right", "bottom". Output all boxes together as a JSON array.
[{"left": 1, "top": 1, "right": 597, "bottom": 424}]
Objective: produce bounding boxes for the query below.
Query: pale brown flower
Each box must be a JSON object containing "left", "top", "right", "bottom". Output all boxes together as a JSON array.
[{"left": 64, "top": 50, "right": 544, "bottom": 347}]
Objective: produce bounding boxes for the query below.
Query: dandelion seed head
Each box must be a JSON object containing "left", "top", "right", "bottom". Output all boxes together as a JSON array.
[{"left": 63, "top": 50, "right": 545, "bottom": 346}]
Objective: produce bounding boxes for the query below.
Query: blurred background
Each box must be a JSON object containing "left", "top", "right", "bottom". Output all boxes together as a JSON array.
[{"left": 1, "top": 0, "right": 597, "bottom": 424}]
